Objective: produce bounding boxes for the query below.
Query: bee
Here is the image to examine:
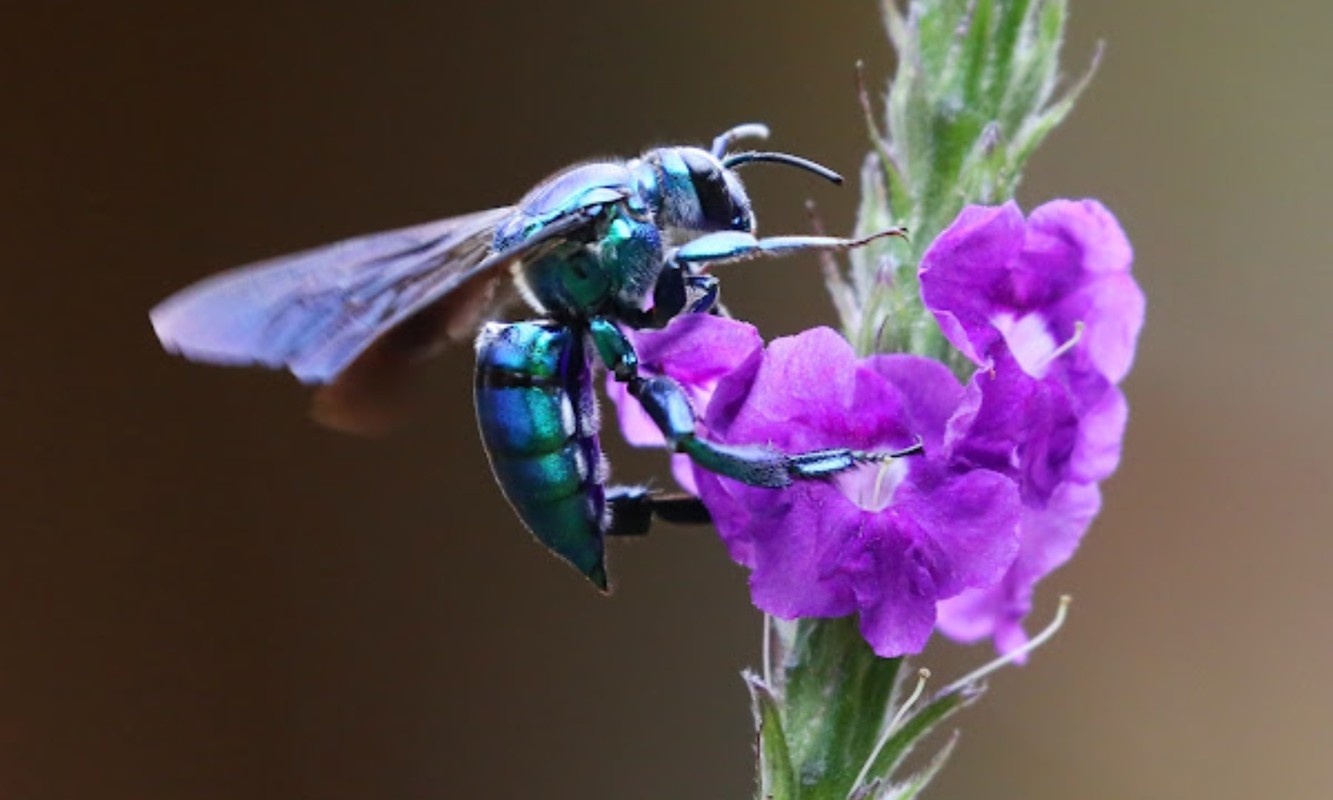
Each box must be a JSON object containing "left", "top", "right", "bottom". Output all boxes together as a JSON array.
[{"left": 151, "top": 123, "right": 916, "bottom": 589}]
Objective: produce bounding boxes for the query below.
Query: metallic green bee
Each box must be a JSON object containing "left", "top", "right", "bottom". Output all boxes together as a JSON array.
[{"left": 151, "top": 123, "right": 917, "bottom": 589}]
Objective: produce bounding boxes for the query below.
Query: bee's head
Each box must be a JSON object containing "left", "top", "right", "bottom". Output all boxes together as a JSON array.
[
  {"left": 684, "top": 147, "right": 756, "bottom": 232},
  {"left": 642, "top": 147, "right": 753, "bottom": 233},
  {"left": 640, "top": 127, "right": 842, "bottom": 234}
]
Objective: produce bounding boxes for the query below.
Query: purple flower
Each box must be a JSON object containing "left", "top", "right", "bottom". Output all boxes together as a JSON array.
[
  {"left": 921, "top": 199, "right": 1144, "bottom": 653},
  {"left": 618, "top": 319, "right": 1022, "bottom": 657},
  {"left": 605, "top": 199, "right": 1140, "bottom": 659}
]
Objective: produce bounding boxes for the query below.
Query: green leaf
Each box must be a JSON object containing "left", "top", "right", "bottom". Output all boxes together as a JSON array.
[
  {"left": 958, "top": 0, "right": 997, "bottom": 111},
  {"left": 874, "top": 733, "right": 960, "bottom": 800},
  {"left": 956, "top": 122, "right": 1010, "bottom": 203},
  {"left": 856, "top": 682, "right": 984, "bottom": 786},
  {"left": 747, "top": 672, "right": 799, "bottom": 800},
  {"left": 990, "top": 0, "right": 1035, "bottom": 105},
  {"left": 1009, "top": 40, "right": 1103, "bottom": 170}
]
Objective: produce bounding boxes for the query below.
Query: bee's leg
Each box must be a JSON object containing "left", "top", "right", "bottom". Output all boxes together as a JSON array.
[
  {"left": 603, "top": 486, "right": 711, "bottom": 537},
  {"left": 682, "top": 272, "right": 720, "bottom": 315},
  {"left": 634, "top": 372, "right": 921, "bottom": 486},
  {"left": 647, "top": 262, "right": 691, "bottom": 324},
  {"left": 672, "top": 227, "right": 908, "bottom": 269},
  {"left": 622, "top": 261, "right": 720, "bottom": 330},
  {"left": 589, "top": 318, "right": 923, "bottom": 487}
]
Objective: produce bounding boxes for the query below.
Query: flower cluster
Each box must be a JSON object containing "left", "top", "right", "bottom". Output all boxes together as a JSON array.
[
  {"left": 611, "top": 200, "right": 1143, "bottom": 658},
  {"left": 925, "top": 200, "right": 1144, "bottom": 654}
]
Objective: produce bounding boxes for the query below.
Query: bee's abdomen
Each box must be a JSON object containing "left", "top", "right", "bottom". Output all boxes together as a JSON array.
[{"left": 474, "top": 322, "right": 609, "bottom": 589}]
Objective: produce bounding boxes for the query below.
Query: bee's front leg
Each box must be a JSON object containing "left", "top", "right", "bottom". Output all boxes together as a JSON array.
[
  {"left": 672, "top": 227, "right": 907, "bottom": 268},
  {"left": 620, "top": 260, "right": 720, "bottom": 330}
]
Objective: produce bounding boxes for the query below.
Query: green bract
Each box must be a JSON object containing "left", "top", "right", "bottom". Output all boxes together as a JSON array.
[{"left": 828, "top": 0, "right": 1098, "bottom": 360}]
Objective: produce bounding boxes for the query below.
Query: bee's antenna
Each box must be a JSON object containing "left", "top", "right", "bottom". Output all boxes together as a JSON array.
[
  {"left": 721, "top": 151, "right": 844, "bottom": 186},
  {"left": 710, "top": 123, "right": 770, "bottom": 157}
]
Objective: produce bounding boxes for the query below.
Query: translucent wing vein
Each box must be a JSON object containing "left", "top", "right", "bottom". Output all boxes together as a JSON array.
[{"left": 150, "top": 207, "right": 514, "bottom": 383}]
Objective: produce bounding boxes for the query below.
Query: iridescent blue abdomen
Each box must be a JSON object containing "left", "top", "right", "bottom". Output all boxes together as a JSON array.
[{"left": 473, "top": 321, "right": 609, "bottom": 588}]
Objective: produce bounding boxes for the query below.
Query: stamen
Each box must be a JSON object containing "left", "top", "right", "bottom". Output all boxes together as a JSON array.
[
  {"left": 839, "top": 438, "right": 922, "bottom": 512},
  {"left": 1038, "top": 321, "right": 1085, "bottom": 370},
  {"left": 871, "top": 460, "right": 894, "bottom": 509},
  {"left": 849, "top": 668, "right": 932, "bottom": 797},
  {"left": 886, "top": 668, "right": 932, "bottom": 734},
  {"left": 941, "top": 595, "right": 1072, "bottom": 695}
]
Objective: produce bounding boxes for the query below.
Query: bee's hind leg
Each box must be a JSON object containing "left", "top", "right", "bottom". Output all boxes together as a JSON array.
[{"left": 604, "top": 486, "right": 711, "bottom": 538}]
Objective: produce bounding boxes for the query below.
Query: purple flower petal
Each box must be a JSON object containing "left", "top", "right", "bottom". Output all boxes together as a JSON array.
[
  {"left": 745, "top": 486, "right": 861, "bottom": 618},
  {"left": 937, "top": 481, "right": 1102, "bottom": 656},
  {"left": 920, "top": 199, "right": 1144, "bottom": 386},
  {"left": 917, "top": 203, "right": 1026, "bottom": 367},
  {"left": 891, "top": 469, "right": 1022, "bottom": 597},
  {"left": 704, "top": 327, "right": 870, "bottom": 451},
  {"left": 849, "top": 468, "right": 1020, "bottom": 657},
  {"left": 845, "top": 514, "right": 941, "bottom": 657},
  {"left": 605, "top": 313, "right": 762, "bottom": 466},
  {"left": 1069, "top": 384, "right": 1128, "bottom": 484},
  {"left": 862, "top": 354, "right": 967, "bottom": 455},
  {"left": 1027, "top": 200, "right": 1142, "bottom": 383}
]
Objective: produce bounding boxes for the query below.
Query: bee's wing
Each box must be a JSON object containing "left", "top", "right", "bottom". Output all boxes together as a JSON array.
[{"left": 151, "top": 206, "right": 544, "bottom": 385}]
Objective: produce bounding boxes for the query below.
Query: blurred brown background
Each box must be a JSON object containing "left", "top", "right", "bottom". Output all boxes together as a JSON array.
[{"left": 3, "top": 1, "right": 1330, "bottom": 798}]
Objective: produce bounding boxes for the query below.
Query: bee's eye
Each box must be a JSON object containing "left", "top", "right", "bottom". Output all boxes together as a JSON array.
[{"left": 675, "top": 149, "right": 735, "bottom": 230}]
